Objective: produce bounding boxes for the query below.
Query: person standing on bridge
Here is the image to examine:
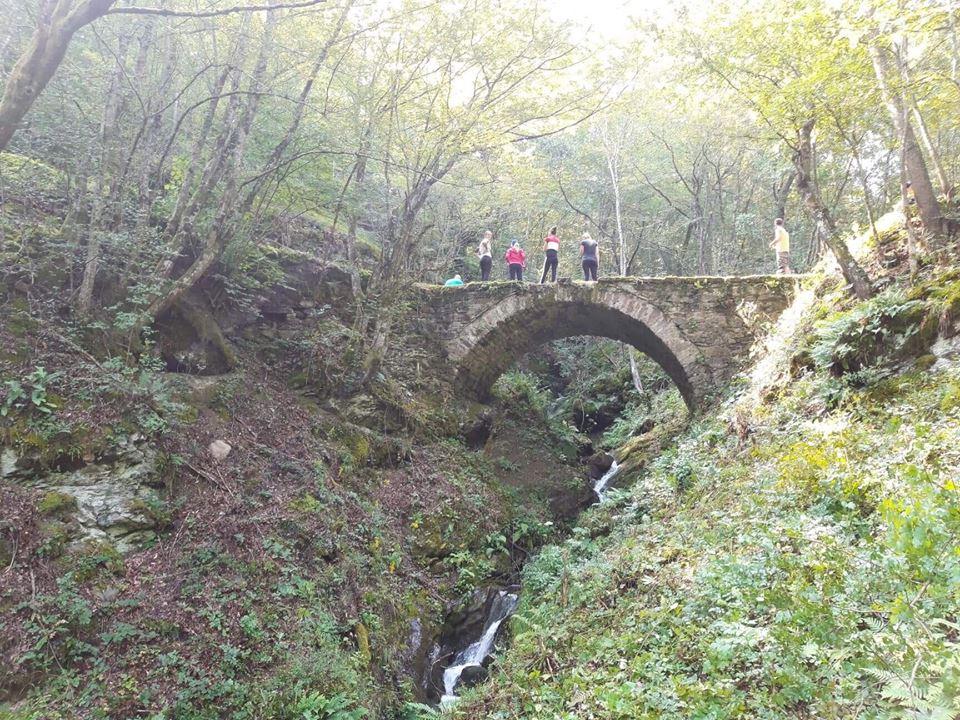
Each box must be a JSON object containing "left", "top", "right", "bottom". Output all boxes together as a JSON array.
[
  {"left": 770, "top": 218, "right": 792, "bottom": 274},
  {"left": 505, "top": 239, "right": 526, "bottom": 281},
  {"left": 580, "top": 232, "right": 600, "bottom": 281},
  {"left": 540, "top": 227, "right": 560, "bottom": 283},
  {"left": 477, "top": 230, "right": 493, "bottom": 281}
]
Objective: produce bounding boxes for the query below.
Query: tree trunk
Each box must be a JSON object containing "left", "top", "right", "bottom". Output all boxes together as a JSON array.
[
  {"left": 793, "top": 119, "right": 872, "bottom": 300},
  {"left": 868, "top": 39, "right": 943, "bottom": 236},
  {"left": 949, "top": 1, "right": 960, "bottom": 87},
  {"left": 602, "top": 123, "right": 627, "bottom": 275},
  {"left": 773, "top": 170, "right": 795, "bottom": 221},
  {"left": 910, "top": 101, "right": 951, "bottom": 199},
  {"left": 148, "top": 11, "right": 277, "bottom": 320},
  {"left": 162, "top": 63, "right": 234, "bottom": 242},
  {"left": 900, "top": 131, "right": 921, "bottom": 277},
  {"left": 629, "top": 352, "right": 644, "bottom": 396},
  {"left": 76, "top": 31, "right": 130, "bottom": 315},
  {"left": 0, "top": 0, "right": 117, "bottom": 151},
  {"left": 851, "top": 145, "right": 879, "bottom": 244},
  {"left": 239, "top": 0, "right": 353, "bottom": 215}
]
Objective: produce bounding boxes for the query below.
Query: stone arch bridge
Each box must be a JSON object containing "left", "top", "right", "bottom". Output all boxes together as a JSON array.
[{"left": 412, "top": 276, "right": 801, "bottom": 411}]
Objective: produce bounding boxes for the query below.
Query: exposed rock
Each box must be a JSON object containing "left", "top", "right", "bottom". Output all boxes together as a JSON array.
[
  {"left": 155, "top": 298, "right": 236, "bottom": 375},
  {"left": 209, "top": 440, "right": 232, "bottom": 461},
  {"left": 585, "top": 452, "right": 615, "bottom": 480},
  {"left": 456, "top": 663, "right": 488, "bottom": 690},
  {"left": 931, "top": 329, "right": 960, "bottom": 371},
  {"left": 4, "top": 439, "right": 163, "bottom": 553},
  {"left": 182, "top": 375, "right": 229, "bottom": 407},
  {"left": 1, "top": 449, "right": 17, "bottom": 479}
]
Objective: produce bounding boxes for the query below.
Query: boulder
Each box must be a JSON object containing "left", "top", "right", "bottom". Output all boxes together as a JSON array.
[
  {"left": 585, "top": 452, "right": 615, "bottom": 480},
  {"left": 457, "top": 663, "right": 488, "bottom": 690},
  {"left": 209, "top": 440, "right": 232, "bottom": 461},
  {"left": 4, "top": 439, "right": 164, "bottom": 553}
]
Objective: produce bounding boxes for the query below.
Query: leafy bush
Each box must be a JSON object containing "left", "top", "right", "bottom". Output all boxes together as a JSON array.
[
  {"left": 810, "top": 289, "right": 927, "bottom": 377},
  {"left": 2, "top": 366, "right": 60, "bottom": 417},
  {"left": 492, "top": 371, "right": 550, "bottom": 414}
]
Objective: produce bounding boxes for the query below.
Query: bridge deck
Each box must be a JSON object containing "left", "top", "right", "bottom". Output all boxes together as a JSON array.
[{"left": 416, "top": 274, "right": 808, "bottom": 292}]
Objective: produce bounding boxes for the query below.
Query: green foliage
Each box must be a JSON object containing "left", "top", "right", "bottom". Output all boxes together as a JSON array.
[
  {"left": 0, "top": 152, "right": 65, "bottom": 200},
  {"left": 458, "top": 299, "right": 960, "bottom": 719},
  {"left": 810, "top": 289, "right": 926, "bottom": 377},
  {"left": 288, "top": 691, "right": 367, "bottom": 720},
  {"left": 492, "top": 371, "right": 550, "bottom": 414},
  {"left": 2, "top": 366, "right": 60, "bottom": 417}
]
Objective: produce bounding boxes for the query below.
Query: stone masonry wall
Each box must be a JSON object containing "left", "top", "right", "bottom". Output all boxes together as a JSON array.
[{"left": 409, "top": 276, "right": 800, "bottom": 410}]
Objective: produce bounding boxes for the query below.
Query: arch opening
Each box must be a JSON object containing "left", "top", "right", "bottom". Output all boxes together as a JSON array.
[{"left": 454, "top": 299, "right": 699, "bottom": 410}]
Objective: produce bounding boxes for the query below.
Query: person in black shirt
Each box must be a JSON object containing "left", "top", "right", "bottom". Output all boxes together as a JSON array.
[{"left": 579, "top": 232, "right": 600, "bottom": 281}]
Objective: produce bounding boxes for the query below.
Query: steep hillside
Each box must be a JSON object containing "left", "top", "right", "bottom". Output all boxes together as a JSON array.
[
  {"left": 456, "top": 263, "right": 960, "bottom": 718},
  {"left": 0, "top": 259, "right": 597, "bottom": 718}
]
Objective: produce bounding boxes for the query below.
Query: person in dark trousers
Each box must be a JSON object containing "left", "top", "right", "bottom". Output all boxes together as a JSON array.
[
  {"left": 540, "top": 226, "right": 560, "bottom": 283},
  {"left": 579, "top": 232, "right": 600, "bottom": 281},
  {"left": 477, "top": 230, "right": 493, "bottom": 281},
  {"left": 504, "top": 240, "right": 526, "bottom": 281}
]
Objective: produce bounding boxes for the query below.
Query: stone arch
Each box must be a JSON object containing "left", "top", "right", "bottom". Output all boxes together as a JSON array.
[{"left": 447, "top": 286, "right": 710, "bottom": 410}]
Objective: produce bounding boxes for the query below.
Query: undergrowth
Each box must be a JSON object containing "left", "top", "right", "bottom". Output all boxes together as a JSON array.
[{"left": 455, "top": 269, "right": 960, "bottom": 720}]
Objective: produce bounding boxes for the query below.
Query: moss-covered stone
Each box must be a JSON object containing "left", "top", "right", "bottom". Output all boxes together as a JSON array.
[
  {"left": 915, "top": 354, "right": 937, "bottom": 370},
  {"left": 37, "top": 491, "right": 77, "bottom": 516},
  {"left": 355, "top": 622, "right": 372, "bottom": 667}
]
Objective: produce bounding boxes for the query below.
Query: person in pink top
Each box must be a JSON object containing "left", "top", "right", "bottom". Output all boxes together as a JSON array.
[
  {"left": 504, "top": 240, "right": 526, "bottom": 281},
  {"left": 539, "top": 226, "right": 560, "bottom": 283}
]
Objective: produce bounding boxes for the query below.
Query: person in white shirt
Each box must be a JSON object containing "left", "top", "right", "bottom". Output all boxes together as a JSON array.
[
  {"left": 539, "top": 226, "right": 560, "bottom": 283},
  {"left": 477, "top": 230, "right": 493, "bottom": 281}
]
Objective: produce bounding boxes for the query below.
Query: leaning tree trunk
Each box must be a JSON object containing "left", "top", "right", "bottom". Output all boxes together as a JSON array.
[
  {"left": 793, "top": 119, "right": 873, "bottom": 300},
  {"left": 868, "top": 39, "right": 943, "bottom": 237},
  {"left": 239, "top": 0, "right": 353, "bottom": 215},
  {"left": 0, "top": 0, "right": 117, "bottom": 151},
  {"left": 147, "top": 11, "right": 277, "bottom": 320}
]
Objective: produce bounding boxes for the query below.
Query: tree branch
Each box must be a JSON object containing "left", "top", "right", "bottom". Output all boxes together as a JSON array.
[{"left": 108, "top": 0, "right": 326, "bottom": 18}]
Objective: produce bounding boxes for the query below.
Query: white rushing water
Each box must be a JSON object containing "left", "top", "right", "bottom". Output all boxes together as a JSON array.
[
  {"left": 593, "top": 459, "right": 620, "bottom": 501},
  {"left": 440, "top": 591, "right": 519, "bottom": 706}
]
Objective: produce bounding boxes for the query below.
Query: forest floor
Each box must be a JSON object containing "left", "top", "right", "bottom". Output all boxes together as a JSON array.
[{"left": 0, "top": 285, "right": 595, "bottom": 718}]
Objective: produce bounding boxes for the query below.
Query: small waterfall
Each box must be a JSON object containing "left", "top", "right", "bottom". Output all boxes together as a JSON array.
[
  {"left": 440, "top": 591, "right": 518, "bottom": 706},
  {"left": 593, "top": 460, "right": 620, "bottom": 501}
]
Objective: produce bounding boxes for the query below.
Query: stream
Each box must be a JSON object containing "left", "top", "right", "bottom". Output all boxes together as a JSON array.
[
  {"left": 439, "top": 590, "right": 519, "bottom": 705},
  {"left": 592, "top": 459, "right": 620, "bottom": 501},
  {"left": 432, "top": 459, "right": 621, "bottom": 706}
]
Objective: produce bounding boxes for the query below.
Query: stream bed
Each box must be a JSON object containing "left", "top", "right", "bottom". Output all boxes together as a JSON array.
[
  {"left": 429, "top": 456, "right": 620, "bottom": 705},
  {"left": 439, "top": 589, "right": 519, "bottom": 705}
]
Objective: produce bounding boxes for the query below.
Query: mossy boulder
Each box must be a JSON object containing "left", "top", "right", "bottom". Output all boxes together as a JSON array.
[{"left": 37, "top": 491, "right": 77, "bottom": 516}]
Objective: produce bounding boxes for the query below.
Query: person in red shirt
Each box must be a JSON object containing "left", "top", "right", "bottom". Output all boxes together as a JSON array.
[
  {"left": 540, "top": 226, "right": 560, "bottom": 283},
  {"left": 504, "top": 240, "right": 526, "bottom": 281}
]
